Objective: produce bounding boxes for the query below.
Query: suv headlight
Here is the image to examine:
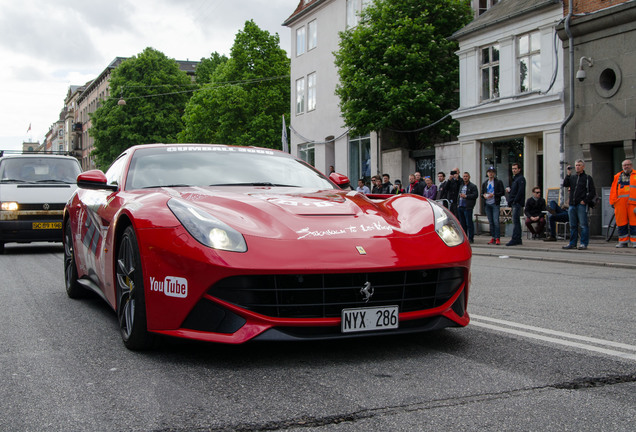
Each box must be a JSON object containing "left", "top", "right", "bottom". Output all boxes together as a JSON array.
[
  {"left": 167, "top": 199, "right": 247, "bottom": 252},
  {"left": 1, "top": 201, "right": 18, "bottom": 211},
  {"left": 429, "top": 200, "right": 464, "bottom": 247}
]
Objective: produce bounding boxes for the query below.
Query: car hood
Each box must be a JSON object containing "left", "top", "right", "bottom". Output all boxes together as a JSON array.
[
  {"left": 0, "top": 183, "right": 77, "bottom": 204},
  {"left": 162, "top": 186, "right": 434, "bottom": 240}
]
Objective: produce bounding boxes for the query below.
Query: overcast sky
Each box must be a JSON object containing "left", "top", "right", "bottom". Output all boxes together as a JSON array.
[{"left": 0, "top": 0, "right": 295, "bottom": 151}]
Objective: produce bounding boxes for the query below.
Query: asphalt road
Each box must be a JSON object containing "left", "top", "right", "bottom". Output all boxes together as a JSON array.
[{"left": 0, "top": 243, "right": 634, "bottom": 432}]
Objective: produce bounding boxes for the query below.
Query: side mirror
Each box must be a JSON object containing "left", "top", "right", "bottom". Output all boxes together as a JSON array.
[
  {"left": 77, "top": 170, "right": 118, "bottom": 191},
  {"left": 329, "top": 172, "right": 351, "bottom": 189}
]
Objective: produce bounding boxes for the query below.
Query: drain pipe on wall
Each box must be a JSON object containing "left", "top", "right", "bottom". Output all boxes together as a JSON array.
[{"left": 559, "top": 0, "right": 575, "bottom": 191}]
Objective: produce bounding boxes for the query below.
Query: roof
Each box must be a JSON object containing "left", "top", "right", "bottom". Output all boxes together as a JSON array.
[
  {"left": 451, "top": 0, "right": 561, "bottom": 40},
  {"left": 76, "top": 57, "right": 199, "bottom": 103},
  {"left": 282, "top": 0, "right": 325, "bottom": 26}
]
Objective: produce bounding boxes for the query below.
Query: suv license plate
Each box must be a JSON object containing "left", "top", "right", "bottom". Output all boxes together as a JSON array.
[
  {"left": 341, "top": 305, "right": 399, "bottom": 333},
  {"left": 32, "top": 222, "right": 62, "bottom": 230}
]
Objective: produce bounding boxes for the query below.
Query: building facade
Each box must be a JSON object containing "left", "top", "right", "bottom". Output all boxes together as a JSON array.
[
  {"left": 557, "top": 0, "right": 636, "bottom": 232},
  {"left": 71, "top": 57, "right": 198, "bottom": 170},
  {"left": 284, "top": 0, "right": 433, "bottom": 187},
  {"left": 449, "top": 0, "right": 564, "bottom": 214}
]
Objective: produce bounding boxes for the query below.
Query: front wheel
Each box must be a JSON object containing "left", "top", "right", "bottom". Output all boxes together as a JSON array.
[
  {"left": 64, "top": 219, "right": 85, "bottom": 298},
  {"left": 116, "top": 225, "right": 154, "bottom": 350}
]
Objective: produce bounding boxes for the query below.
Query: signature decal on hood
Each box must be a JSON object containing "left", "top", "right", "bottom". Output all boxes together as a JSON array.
[{"left": 296, "top": 222, "right": 392, "bottom": 239}]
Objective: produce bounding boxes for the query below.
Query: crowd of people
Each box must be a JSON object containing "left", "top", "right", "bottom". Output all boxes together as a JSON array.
[{"left": 352, "top": 158, "right": 636, "bottom": 250}]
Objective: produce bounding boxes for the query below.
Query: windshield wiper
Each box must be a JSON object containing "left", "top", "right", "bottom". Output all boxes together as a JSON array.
[
  {"left": 36, "top": 179, "right": 74, "bottom": 184},
  {"left": 141, "top": 184, "right": 192, "bottom": 189},
  {"left": 210, "top": 182, "right": 300, "bottom": 187},
  {"left": 0, "top": 178, "right": 28, "bottom": 183}
]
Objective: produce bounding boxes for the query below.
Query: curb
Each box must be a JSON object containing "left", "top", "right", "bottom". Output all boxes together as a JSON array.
[{"left": 471, "top": 248, "right": 636, "bottom": 270}]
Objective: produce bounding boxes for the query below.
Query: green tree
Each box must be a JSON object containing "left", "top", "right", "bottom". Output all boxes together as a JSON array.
[
  {"left": 195, "top": 52, "right": 228, "bottom": 84},
  {"left": 90, "top": 47, "right": 193, "bottom": 168},
  {"left": 179, "top": 20, "right": 290, "bottom": 148},
  {"left": 334, "top": 0, "right": 472, "bottom": 149}
]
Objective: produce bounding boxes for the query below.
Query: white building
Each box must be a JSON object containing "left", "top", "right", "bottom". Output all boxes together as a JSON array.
[
  {"left": 284, "top": 0, "right": 414, "bottom": 185},
  {"left": 449, "top": 0, "right": 565, "bottom": 211}
]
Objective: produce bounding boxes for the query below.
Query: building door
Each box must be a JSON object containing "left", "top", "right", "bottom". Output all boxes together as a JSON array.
[{"left": 481, "top": 137, "right": 524, "bottom": 188}]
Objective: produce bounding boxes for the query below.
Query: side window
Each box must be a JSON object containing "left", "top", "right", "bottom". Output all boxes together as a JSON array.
[
  {"left": 105, "top": 154, "right": 128, "bottom": 187},
  {"left": 296, "top": 77, "right": 305, "bottom": 115},
  {"left": 346, "top": 0, "right": 360, "bottom": 28},
  {"left": 308, "top": 20, "right": 317, "bottom": 50},
  {"left": 296, "top": 26, "right": 306, "bottom": 56},
  {"left": 307, "top": 73, "right": 317, "bottom": 111},
  {"left": 481, "top": 44, "right": 500, "bottom": 101},
  {"left": 518, "top": 31, "right": 541, "bottom": 93}
]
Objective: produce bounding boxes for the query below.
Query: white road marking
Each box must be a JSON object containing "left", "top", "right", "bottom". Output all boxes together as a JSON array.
[{"left": 470, "top": 314, "right": 636, "bottom": 361}]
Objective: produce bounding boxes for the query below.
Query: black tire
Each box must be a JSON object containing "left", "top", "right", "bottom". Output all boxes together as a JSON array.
[
  {"left": 116, "top": 225, "right": 154, "bottom": 350},
  {"left": 64, "top": 219, "right": 85, "bottom": 298},
  {"left": 605, "top": 214, "right": 616, "bottom": 242},
  {"left": 0, "top": 242, "right": 4, "bottom": 254}
]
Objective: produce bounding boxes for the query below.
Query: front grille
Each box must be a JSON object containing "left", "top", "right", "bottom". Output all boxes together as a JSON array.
[
  {"left": 16, "top": 203, "right": 66, "bottom": 211},
  {"left": 208, "top": 268, "right": 465, "bottom": 319}
]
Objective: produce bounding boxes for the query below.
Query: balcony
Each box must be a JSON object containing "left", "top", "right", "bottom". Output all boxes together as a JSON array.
[{"left": 72, "top": 122, "right": 83, "bottom": 132}]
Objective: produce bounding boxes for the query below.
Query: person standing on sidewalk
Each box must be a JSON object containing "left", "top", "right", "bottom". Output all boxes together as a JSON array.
[
  {"left": 457, "top": 172, "right": 478, "bottom": 243},
  {"left": 609, "top": 159, "right": 636, "bottom": 248},
  {"left": 506, "top": 163, "right": 526, "bottom": 246},
  {"left": 447, "top": 168, "right": 461, "bottom": 216},
  {"left": 562, "top": 159, "right": 596, "bottom": 250},
  {"left": 436, "top": 172, "right": 448, "bottom": 205},
  {"left": 481, "top": 167, "right": 505, "bottom": 245}
]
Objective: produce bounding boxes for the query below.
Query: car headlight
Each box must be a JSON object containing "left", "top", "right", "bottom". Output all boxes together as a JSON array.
[
  {"left": 167, "top": 199, "right": 247, "bottom": 252},
  {"left": 429, "top": 200, "right": 464, "bottom": 247},
  {"left": 1, "top": 201, "right": 18, "bottom": 211}
]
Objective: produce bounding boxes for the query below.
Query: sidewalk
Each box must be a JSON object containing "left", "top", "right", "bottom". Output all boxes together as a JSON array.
[{"left": 470, "top": 234, "right": 636, "bottom": 270}]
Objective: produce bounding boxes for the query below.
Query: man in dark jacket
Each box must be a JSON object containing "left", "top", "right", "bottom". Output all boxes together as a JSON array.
[
  {"left": 436, "top": 172, "right": 448, "bottom": 205},
  {"left": 371, "top": 176, "right": 383, "bottom": 194},
  {"left": 562, "top": 159, "right": 596, "bottom": 250},
  {"left": 446, "top": 168, "right": 462, "bottom": 216},
  {"left": 506, "top": 163, "right": 526, "bottom": 246},
  {"left": 524, "top": 186, "right": 547, "bottom": 239},
  {"left": 405, "top": 174, "right": 423, "bottom": 195},
  {"left": 481, "top": 167, "right": 505, "bottom": 245},
  {"left": 457, "top": 172, "right": 479, "bottom": 243},
  {"left": 380, "top": 174, "right": 393, "bottom": 194}
]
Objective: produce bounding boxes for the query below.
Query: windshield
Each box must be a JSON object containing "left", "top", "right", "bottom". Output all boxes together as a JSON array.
[
  {"left": 125, "top": 146, "right": 336, "bottom": 190},
  {"left": 0, "top": 157, "right": 81, "bottom": 183}
]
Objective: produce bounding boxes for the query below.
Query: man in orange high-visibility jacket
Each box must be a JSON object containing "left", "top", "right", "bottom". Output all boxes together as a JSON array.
[{"left": 609, "top": 159, "right": 636, "bottom": 247}]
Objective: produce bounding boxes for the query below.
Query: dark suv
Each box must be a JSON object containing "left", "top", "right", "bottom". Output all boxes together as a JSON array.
[{"left": 0, "top": 154, "right": 82, "bottom": 253}]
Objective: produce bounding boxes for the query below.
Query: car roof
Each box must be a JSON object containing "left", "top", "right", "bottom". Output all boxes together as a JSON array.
[
  {"left": 127, "top": 143, "right": 291, "bottom": 156},
  {"left": 0, "top": 153, "right": 78, "bottom": 160}
]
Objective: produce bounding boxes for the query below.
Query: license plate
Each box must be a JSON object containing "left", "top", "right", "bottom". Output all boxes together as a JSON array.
[
  {"left": 32, "top": 222, "right": 62, "bottom": 230},
  {"left": 341, "top": 305, "right": 399, "bottom": 333}
]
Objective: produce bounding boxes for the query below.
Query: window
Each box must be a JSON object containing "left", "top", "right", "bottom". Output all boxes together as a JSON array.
[
  {"left": 346, "top": 0, "right": 360, "bottom": 28},
  {"left": 477, "top": 0, "right": 499, "bottom": 16},
  {"left": 481, "top": 137, "right": 524, "bottom": 190},
  {"left": 308, "top": 20, "right": 317, "bottom": 50},
  {"left": 296, "top": 78, "right": 305, "bottom": 115},
  {"left": 349, "top": 135, "right": 371, "bottom": 184},
  {"left": 298, "top": 143, "right": 315, "bottom": 166},
  {"left": 415, "top": 156, "right": 435, "bottom": 179},
  {"left": 307, "top": 73, "right": 316, "bottom": 111},
  {"left": 481, "top": 44, "right": 500, "bottom": 101},
  {"left": 296, "top": 26, "right": 306, "bottom": 56},
  {"left": 518, "top": 31, "right": 541, "bottom": 93}
]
